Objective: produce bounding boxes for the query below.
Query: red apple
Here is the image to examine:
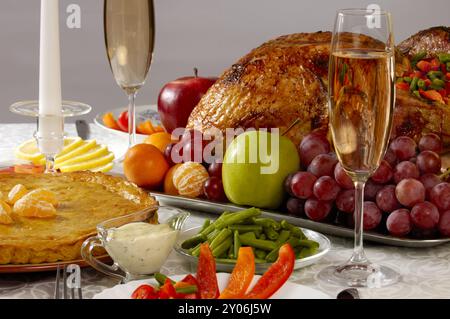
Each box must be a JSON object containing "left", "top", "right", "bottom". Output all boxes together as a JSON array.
[{"left": 157, "top": 68, "right": 217, "bottom": 133}]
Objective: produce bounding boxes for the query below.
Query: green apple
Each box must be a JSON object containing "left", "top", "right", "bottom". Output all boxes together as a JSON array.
[{"left": 222, "top": 130, "right": 300, "bottom": 209}]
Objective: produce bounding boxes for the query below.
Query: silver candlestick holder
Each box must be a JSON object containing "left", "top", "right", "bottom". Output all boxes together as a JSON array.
[{"left": 10, "top": 100, "right": 92, "bottom": 173}]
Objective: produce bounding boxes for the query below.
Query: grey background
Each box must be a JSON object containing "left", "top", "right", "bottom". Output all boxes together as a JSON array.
[{"left": 1, "top": 0, "right": 449, "bottom": 123}]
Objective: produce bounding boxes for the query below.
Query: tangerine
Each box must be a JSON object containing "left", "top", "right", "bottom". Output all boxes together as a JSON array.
[
  {"left": 164, "top": 164, "right": 182, "bottom": 195},
  {"left": 124, "top": 144, "right": 169, "bottom": 189},
  {"left": 144, "top": 132, "right": 175, "bottom": 152}
]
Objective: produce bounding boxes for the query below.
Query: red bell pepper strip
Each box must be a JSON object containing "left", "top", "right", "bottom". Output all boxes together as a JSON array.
[
  {"left": 244, "top": 244, "right": 295, "bottom": 299},
  {"left": 131, "top": 284, "right": 158, "bottom": 299},
  {"left": 196, "top": 243, "right": 220, "bottom": 299},
  {"left": 420, "top": 89, "right": 445, "bottom": 104},
  {"left": 158, "top": 279, "right": 177, "bottom": 299},
  {"left": 416, "top": 60, "right": 431, "bottom": 73},
  {"left": 430, "top": 58, "right": 441, "bottom": 71},
  {"left": 396, "top": 82, "right": 409, "bottom": 91},
  {"left": 219, "top": 247, "right": 255, "bottom": 299}
]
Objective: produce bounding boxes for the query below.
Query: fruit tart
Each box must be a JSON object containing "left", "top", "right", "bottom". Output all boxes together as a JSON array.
[{"left": 0, "top": 171, "right": 157, "bottom": 264}]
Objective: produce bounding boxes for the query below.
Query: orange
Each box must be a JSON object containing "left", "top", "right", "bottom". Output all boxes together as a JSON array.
[
  {"left": 124, "top": 144, "right": 169, "bottom": 189},
  {"left": 164, "top": 164, "right": 182, "bottom": 195},
  {"left": 144, "top": 132, "right": 174, "bottom": 152},
  {"left": 173, "top": 162, "right": 209, "bottom": 198}
]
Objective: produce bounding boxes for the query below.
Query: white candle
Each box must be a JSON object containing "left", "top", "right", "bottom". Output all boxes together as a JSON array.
[{"left": 38, "top": 0, "right": 63, "bottom": 154}]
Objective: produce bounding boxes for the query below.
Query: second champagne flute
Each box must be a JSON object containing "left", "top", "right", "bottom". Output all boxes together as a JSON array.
[
  {"left": 318, "top": 8, "right": 400, "bottom": 287},
  {"left": 104, "top": 0, "right": 155, "bottom": 153}
]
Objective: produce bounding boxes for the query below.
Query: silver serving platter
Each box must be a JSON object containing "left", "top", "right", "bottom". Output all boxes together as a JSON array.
[
  {"left": 174, "top": 226, "right": 330, "bottom": 274},
  {"left": 152, "top": 192, "right": 450, "bottom": 248}
]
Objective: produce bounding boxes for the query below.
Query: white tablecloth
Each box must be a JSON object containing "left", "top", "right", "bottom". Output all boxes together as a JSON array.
[{"left": 1, "top": 123, "right": 450, "bottom": 299}]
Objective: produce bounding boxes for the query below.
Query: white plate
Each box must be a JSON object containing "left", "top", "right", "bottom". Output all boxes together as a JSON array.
[
  {"left": 94, "top": 105, "right": 161, "bottom": 143},
  {"left": 174, "top": 226, "right": 330, "bottom": 274},
  {"left": 93, "top": 273, "right": 331, "bottom": 299}
]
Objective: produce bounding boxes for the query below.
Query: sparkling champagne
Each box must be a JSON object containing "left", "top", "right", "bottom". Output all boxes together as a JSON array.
[
  {"left": 329, "top": 49, "right": 394, "bottom": 179},
  {"left": 104, "top": 0, "right": 155, "bottom": 94}
]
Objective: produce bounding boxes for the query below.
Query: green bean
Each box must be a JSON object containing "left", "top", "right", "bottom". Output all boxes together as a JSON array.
[
  {"left": 210, "top": 228, "right": 232, "bottom": 251},
  {"left": 206, "top": 229, "right": 220, "bottom": 243},
  {"left": 427, "top": 70, "right": 443, "bottom": 79},
  {"left": 212, "top": 237, "right": 232, "bottom": 257},
  {"left": 252, "top": 217, "right": 280, "bottom": 230},
  {"left": 297, "top": 247, "right": 317, "bottom": 259},
  {"left": 280, "top": 220, "right": 305, "bottom": 238},
  {"left": 285, "top": 238, "right": 319, "bottom": 249},
  {"left": 175, "top": 285, "right": 198, "bottom": 295},
  {"left": 214, "top": 208, "right": 261, "bottom": 229},
  {"left": 227, "top": 242, "right": 234, "bottom": 259},
  {"left": 200, "top": 219, "right": 211, "bottom": 233},
  {"left": 239, "top": 233, "right": 277, "bottom": 251},
  {"left": 417, "top": 79, "right": 426, "bottom": 89},
  {"left": 263, "top": 226, "right": 279, "bottom": 240},
  {"left": 233, "top": 230, "right": 241, "bottom": 259},
  {"left": 259, "top": 233, "right": 266, "bottom": 240},
  {"left": 154, "top": 273, "right": 175, "bottom": 286},
  {"left": 432, "top": 78, "right": 445, "bottom": 88},
  {"left": 228, "top": 224, "right": 263, "bottom": 233},
  {"left": 181, "top": 233, "right": 207, "bottom": 249},
  {"left": 200, "top": 212, "right": 231, "bottom": 236},
  {"left": 255, "top": 249, "right": 267, "bottom": 260},
  {"left": 438, "top": 53, "right": 450, "bottom": 64},
  {"left": 191, "top": 244, "right": 201, "bottom": 257},
  {"left": 409, "top": 77, "right": 419, "bottom": 91},
  {"left": 276, "top": 230, "right": 291, "bottom": 244},
  {"left": 265, "top": 231, "right": 295, "bottom": 262},
  {"left": 411, "top": 51, "right": 426, "bottom": 67}
]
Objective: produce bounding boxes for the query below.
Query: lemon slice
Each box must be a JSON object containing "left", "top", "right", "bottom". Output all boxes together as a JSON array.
[
  {"left": 90, "top": 162, "right": 114, "bottom": 173},
  {"left": 58, "top": 153, "right": 115, "bottom": 172},
  {"left": 15, "top": 137, "right": 80, "bottom": 164},
  {"left": 55, "top": 145, "right": 109, "bottom": 167},
  {"left": 54, "top": 140, "right": 98, "bottom": 165}
]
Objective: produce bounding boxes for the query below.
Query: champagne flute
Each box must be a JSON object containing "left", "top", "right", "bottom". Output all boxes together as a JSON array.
[
  {"left": 318, "top": 8, "right": 400, "bottom": 287},
  {"left": 104, "top": 0, "right": 155, "bottom": 153}
]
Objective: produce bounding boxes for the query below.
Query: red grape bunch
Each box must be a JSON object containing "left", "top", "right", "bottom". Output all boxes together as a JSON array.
[{"left": 285, "top": 132, "right": 450, "bottom": 239}]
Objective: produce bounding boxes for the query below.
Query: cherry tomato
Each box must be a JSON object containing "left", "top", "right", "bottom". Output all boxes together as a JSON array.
[{"left": 117, "top": 110, "right": 129, "bottom": 132}]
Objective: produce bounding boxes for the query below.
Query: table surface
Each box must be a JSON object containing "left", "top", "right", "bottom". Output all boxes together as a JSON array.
[{"left": 1, "top": 123, "right": 450, "bottom": 299}]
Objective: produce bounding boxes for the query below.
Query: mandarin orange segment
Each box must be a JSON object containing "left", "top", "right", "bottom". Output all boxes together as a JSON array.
[
  {"left": 7, "top": 184, "right": 28, "bottom": 205},
  {"left": 21, "top": 188, "right": 59, "bottom": 208},
  {"left": 13, "top": 197, "right": 56, "bottom": 219},
  {"left": 173, "top": 162, "right": 209, "bottom": 198},
  {"left": 102, "top": 112, "right": 121, "bottom": 130},
  {"left": 137, "top": 120, "right": 156, "bottom": 135},
  {"left": 0, "top": 208, "right": 13, "bottom": 225},
  {"left": 0, "top": 200, "right": 12, "bottom": 215}
]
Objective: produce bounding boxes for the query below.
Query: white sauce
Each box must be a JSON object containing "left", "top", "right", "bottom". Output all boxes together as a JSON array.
[{"left": 104, "top": 222, "right": 178, "bottom": 275}]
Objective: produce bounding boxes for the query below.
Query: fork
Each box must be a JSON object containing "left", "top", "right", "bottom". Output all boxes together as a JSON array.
[{"left": 54, "top": 264, "right": 83, "bottom": 299}]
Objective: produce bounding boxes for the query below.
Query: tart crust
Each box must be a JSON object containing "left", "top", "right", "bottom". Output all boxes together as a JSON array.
[{"left": 0, "top": 171, "right": 157, "bottom": 264}]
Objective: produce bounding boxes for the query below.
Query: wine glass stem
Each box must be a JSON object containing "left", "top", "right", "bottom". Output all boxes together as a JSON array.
[
  {"left": 350, "top": 180, "right": 368, "bottom": 264},
  {"left": 127, "top": 91, "right": 137, "bottom": 148}
]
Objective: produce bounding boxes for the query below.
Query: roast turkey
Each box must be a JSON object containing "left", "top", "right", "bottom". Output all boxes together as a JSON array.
[{"left": 187, "top": 27, "right": 450, "bottom": 147}]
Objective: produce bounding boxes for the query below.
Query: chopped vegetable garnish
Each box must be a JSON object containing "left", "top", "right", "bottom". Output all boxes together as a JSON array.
[{"left": 397, "top": 54, "right": 450, "bottom": 105}]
